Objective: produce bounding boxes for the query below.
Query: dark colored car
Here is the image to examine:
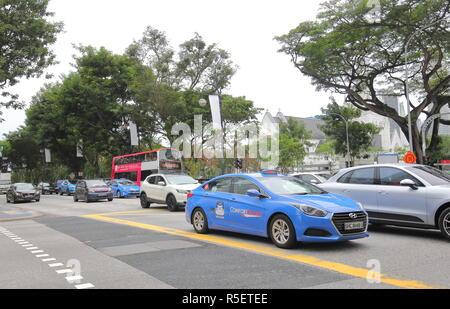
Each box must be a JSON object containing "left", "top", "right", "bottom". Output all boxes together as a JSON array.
[
  {"left": 6, "top": 183, "right": 40, "bottom": 204},
  {"left": 37, "top": 182, "right": 57, "bottom": 195},
  {"left": 73, "top": 179, "right": 113, "bottom": 203}
]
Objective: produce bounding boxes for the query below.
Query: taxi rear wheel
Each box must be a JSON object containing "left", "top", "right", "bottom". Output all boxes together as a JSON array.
[
  {"left": 192, "top": 208, "right": 209, "bottom": 234},
  {"left": 269, "top": 214, "right": 297, "bottom": 249}
]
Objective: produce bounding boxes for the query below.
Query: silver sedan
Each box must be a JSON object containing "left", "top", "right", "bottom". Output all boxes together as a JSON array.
[{"left": 318, "top": 164, "right": 450, "bottom": 241}]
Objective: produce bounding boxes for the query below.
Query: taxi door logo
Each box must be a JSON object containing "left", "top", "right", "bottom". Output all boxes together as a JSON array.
[{"left": 215, "top": 201, "right": 225, "bottom": 218}]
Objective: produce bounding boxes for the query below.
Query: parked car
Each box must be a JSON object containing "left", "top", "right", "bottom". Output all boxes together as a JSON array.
[
  {"left": 0, "top": 179, "right": 11, "bottom": 194},
  {"left": 186, "top": 170, "right": 369, "bottom": 249},
  {"left": 107, "top": 179, "right": 140, "bottom": 198},
  {"left": 37, "top": 182, "right": 57, "bottom": 195},
  {"left": 73, "top": 179, "right": 114, "bottom": 203},
  {"left": 319, "top": 163, "right": 450, "bottom": 241},
  {"left": 140, "top": 174, "right": 200, "bottom": 211},
  {"left": 6, "top": 183, "right": 40, "bottom": 203},
  {"left": 291, "top": 172, "right": 332, "bottom": 184},
  {"left": 60, "top": 180, "right": 77, "bottom": 196}
]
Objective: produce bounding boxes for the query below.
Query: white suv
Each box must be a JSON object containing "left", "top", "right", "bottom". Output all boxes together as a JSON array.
[{"left": 140, "top": 174, "right": 200, "bottom": 211}]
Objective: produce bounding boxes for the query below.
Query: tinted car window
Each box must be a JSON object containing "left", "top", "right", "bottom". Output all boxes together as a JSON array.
[
  {"left": 341, "top": 168, "right": 376, "bottom": 185},
  {"left": 147, "top": 176, "right": 157, "bottom": 185},
  {"left": 203, "top": 177, "right": 233, "bottom": 193},
  {"left": 379, "top": 167, "right": 421, "bottom": 186},
  {"left": 405, "top": 166, "right": 450, "bottom": 186},
  {"left": 232, "top": 177, "right": 260, "bottom": 195}
]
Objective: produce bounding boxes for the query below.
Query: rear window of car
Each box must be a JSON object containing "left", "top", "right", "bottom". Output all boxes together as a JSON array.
[
  {"left": 338, "top": 168, "right": 376, "bottom": 185},
  {"left": 405, "top": 166, "right": 450, "bottom": 186}
]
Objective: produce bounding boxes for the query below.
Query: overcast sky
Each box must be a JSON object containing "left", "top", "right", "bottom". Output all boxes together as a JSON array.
[{"left": 1, "top": 0, "right": 337, "bottom": 137}]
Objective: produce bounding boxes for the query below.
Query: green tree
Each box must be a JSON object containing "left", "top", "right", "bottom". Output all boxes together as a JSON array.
[
  {"left": 127, "top": 27, "right": 237, "bottom": 94},
  {"left": 428, "top": 135, "right": 450, "bottom": 163},
  {"left": 320, "top": 101, "right": 381, "bottom": 163},
  {"left": 276, "top": 0, "right": 450, "bottom": 162},
  {"left": 0, "top": 0, "right": 63, "bottom": 118},
  {"left": 277, "top": 118, "right": 312, "bottom": 174},
  {"left": 26, "top": 46, "right": 140, "bottom": 176}
]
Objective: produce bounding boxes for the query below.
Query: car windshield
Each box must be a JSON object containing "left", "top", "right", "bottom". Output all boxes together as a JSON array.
[
  {"left": 165, "top": 175, "right": 197, "bottom": 185},
  {"left": 257, "top": 177, "right": 326, "bottom": 195},
  {"left": 405, "top": 166, "right": 450, "bottom": 186},
  {"left": 16, "top": 183, "right": 35, "bottom": 191},
  {"left": 118, "top": 180, "right": 135, "bottom": 186},
  {"left": 318, "top": 174, "right": 331, "bottom": 180},
  {"left": 68, "top": 180, "right": 77, "bottom": 184},
  {"left": 85, "top": 180, "right": 107, "bottom": 187}
]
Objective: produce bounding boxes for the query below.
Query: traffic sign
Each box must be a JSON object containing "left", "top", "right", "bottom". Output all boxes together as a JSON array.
[{"left": 403, "top": 151, "right": 417, "bottom": 164}]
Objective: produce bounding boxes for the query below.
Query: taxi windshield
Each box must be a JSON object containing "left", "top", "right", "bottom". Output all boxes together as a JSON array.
[{"left": 257, "top": 177, "right": 325, "bottom": 195}]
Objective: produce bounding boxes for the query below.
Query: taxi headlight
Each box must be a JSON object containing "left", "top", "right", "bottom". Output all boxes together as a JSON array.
[{"left": 291, "top": 203, "right": 328, "bottom": 217}]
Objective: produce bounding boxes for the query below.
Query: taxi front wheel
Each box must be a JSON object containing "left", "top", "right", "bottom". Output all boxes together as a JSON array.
[
  {"left": 192, "top": 208, "right": 209, "bottom": 234},
  {"left": 269, "top": 214, "right": 297, "bottom": 249}
]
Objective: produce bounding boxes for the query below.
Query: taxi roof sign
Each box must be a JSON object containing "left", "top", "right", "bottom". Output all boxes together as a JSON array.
[{"left": 261, "top": 170, "right": 278, "bottom": 175}]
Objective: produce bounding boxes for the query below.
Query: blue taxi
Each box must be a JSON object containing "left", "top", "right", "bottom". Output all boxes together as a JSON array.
[
  {"left": 108, "top": 179, "right": 141, "bottom": 198},
  {"left": 185, "top": 170, "right": 369, "bottom": 248},
  {"left": 60, "top": 180, "right": 77, "bottom": 196}
]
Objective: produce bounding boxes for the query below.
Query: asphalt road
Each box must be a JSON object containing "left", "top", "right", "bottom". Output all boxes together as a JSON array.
[{"left": 1, "top": 194, "right": 450, "bottom": 289}]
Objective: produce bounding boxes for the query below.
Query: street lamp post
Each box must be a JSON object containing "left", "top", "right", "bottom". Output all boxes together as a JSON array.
[{"left": 404, "top": 19, "right": 446, "bottom": 153}]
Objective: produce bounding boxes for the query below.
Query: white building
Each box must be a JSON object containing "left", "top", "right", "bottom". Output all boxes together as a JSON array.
[{"left": 261, "top": 96, "right": 410, "bottom": 171}]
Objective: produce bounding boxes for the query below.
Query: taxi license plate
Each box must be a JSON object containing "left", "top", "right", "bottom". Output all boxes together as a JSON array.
[{"left": 344, "top": 221, "right": 364, "bottom": 230}]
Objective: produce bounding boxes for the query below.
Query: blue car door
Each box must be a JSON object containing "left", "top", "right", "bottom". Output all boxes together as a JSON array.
[
  {"left": 227, "top": 177, "right": 268, "bottom": 236},
  {"left": 201, "top": 177, "right": 235, "bottom": 230}
]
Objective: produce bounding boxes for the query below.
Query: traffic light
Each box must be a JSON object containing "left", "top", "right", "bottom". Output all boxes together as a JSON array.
[{"left": 234, "top": 158, "right": 243, "bottom": 170}]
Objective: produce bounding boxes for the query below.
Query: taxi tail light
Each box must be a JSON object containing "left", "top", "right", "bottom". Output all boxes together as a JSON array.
[{"left": 187, "top": 193, "right": 193, "bottom": 199}]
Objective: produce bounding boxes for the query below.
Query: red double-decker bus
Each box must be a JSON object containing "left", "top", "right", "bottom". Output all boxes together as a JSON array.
[{"left": 111, "top": 148, "right": 183, "bottom": 186}]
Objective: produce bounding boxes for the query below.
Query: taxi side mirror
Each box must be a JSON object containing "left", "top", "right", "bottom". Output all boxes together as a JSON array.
[{"left": 247, "top": 189, "right": 268, "bottom": 199}]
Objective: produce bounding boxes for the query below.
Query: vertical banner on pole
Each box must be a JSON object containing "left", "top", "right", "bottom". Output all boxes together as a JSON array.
[
  {"left": 44, "top": 148, "right": 51, "bottom": 163},
  {"left": 76, "top": 140, "right": 83, "bottom": 158},
  {"left": 209, "top": 95, "right": 222, "bottom": 131},
  {"left": 129, "top": 121, "right": 139, "bottom": 146}
]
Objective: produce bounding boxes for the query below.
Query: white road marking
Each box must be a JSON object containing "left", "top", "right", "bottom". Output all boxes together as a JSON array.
[
  {"left": 75, "top": 283, "right": 95, "bottom": 289},
  {"left": 42, "top": 258, "right": 56, "bottom": 262},
  {"left": 66, "top": 275, "right": 83, "bottom": 283},
  {"left": 56, "top": 269, "right": 73, "bottom": 274},
  {"left": 1, "top": 227, "right": 94, "bottom": 289},
  {"left": 48, "top": 263, "right": 64, "bottom": 268}
]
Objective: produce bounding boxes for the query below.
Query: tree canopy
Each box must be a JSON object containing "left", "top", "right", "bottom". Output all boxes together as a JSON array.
[
  {"left": 0, "top": 0, "right": 63, "bottom": 118},
  {"left": 276, "top": 0, "right": 450, "bottom": 162}
]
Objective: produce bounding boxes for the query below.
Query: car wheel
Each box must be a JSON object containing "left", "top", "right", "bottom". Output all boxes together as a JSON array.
[
  {"left": 269, "top": 214, "right": 297, "bottom": 249},
  {"left": 438, "top": 208, "right": 450, "bottom": 241},
  {"left": 6, "top": 196, "right": 9, "bottom": 203},
  {"left": 73, "top": 194, "right": 78, "bottom": 202},
  {"left": 84, "top": 194, "right": 90, "bottom": 203},
  {"left": 192, "top": 208, "right": 209, "bottom": 234},
  {"left": 140, "top": 193, "right": 150, "bottom": 209},
  {"left": 166, "top": 194, "right": 179, "bottom": 212},
  {"left": 115, "top": 190, "right": 121, "bottom": 198},
  {"left": 35, "top": 199, "right": 40, "bottom": 202}
]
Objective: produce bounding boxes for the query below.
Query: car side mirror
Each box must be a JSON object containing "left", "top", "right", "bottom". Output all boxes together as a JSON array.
[
  {"left": 157, "top": 181, "right": 166, "bottom": 186},
  {"left": 400, "top": 179, "right": 418, "bottom": 190},
  {"left": 246, "top": 189, "right": 268, "bottom": 199}
]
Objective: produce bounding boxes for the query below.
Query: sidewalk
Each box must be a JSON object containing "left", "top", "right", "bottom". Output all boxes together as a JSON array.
[{"left": 0, "top": 205, "right": 42, "bottom": 222}]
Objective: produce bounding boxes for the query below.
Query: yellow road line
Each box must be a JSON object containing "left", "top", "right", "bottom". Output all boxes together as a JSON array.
[{"left": 83, "top": 213, "right": 441, "bottom": 289}]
